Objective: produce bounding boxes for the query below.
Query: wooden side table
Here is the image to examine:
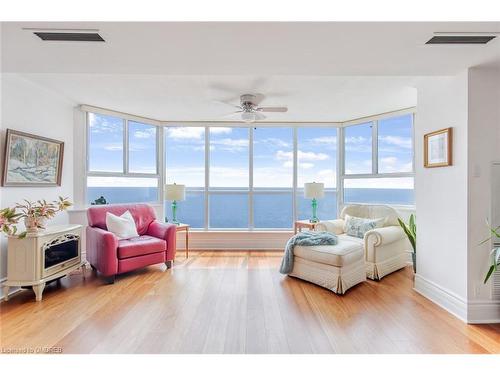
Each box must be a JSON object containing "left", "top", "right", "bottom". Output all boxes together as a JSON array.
[
  {"left": 175, "top": 223, "right": 190, "bottom": 258},
  {"left": 294, "top": 220, "right": 319, "bottom": 234}
]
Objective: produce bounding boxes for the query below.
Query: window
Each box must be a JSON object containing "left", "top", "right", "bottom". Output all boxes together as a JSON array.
[
  {"left": 377, "top": 114, "right": 413, "bottom": 173},
  {"left": 128, "top": 121, "right": 157, "bottom": 174},
  {"left": 165, "top": 127, "right": 205, "bottom": 187},
  {"left": 297, "top": 127, "right": 337, "bottom": 220},
  {"left": 85, "top": 108, "right": 415, "bottom": 230},
  {"left": 210, "top": 127, "right": 248, "bottom": 188},
  {"left": 254, "top": 127, "right": 293, "bottom": 188},
  {"left": 86, "top": 112, "right": 160, "bottom": 205},
  {"left": 341, "top": 113, "right": 414, "bottom": 207},
  {"left": 253, "top": 127, "right": 294, "bottom": 228},
  {"left": 88, "top": 113, "right": 124, "bottom": 173},
  {"left": 87, "top": 176, "right": 159, "bottom": 204},
  {"left": 344, "top": 122, "right": 373, "bottom": 175},
  {"left": 165, "top": 127, "right": 205, "bottom": 228},
  {"left": 344, "top": 177, "right": 414, "bottom": 205}
]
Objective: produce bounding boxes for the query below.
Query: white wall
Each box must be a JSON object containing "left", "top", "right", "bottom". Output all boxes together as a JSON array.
[
  {"left": 466, "top": 67, "right": 500, "bottom": 322},
  {"left": 0, "top": 74, "right": 75, "bottom": 299},
  {"left": 414, "top": 72, "right": 470, "bottom": 320},
  {"left": 414, "top": 68, "right": 500, "bottom": 323}
]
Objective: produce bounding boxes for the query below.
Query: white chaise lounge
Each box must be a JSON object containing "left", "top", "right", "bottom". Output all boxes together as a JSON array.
[
  {"left": 315, "top": 204, "right": 409, "bottom": 280},
  {"left": 290, "top": 240, "right": 366, "bottom": 294}
]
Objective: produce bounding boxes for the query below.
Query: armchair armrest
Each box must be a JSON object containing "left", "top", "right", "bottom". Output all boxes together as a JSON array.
[
  {"left": 86, "top": 226, "right": 119, "bottom": 276},
  {"left": 147, "top": 220, "right": 177, "bottom": 261},
  {"left": 364, "top": 225, "right": 405, "bottom": 247},
  {"left": 315, "top": 219, "right": 345, "bottom": 235}
]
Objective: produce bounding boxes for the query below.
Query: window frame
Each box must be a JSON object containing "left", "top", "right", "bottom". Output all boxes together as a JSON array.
[
  {"left": 339, "top": 109, "right": 415, "bottom": 208},
  {"left": 83, "top": 106, "right": 415, "bottom": 231},
  {"left": 85, "top": 112, "right": 162, "bottom": 204}
]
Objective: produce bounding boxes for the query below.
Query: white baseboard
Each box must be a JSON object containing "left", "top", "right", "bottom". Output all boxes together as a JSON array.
[
  {"left": 176, "top": 231, "right": 290, "bottom": 250},
  {"left": 467, "top": 300, "right": 500, "bottom": 323},
  {"left": 414, "top": 274, "right": 468, "bottom": 322}
]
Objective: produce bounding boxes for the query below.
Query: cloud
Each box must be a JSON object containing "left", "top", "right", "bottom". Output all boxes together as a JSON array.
[
  {"left": 342, "top": 136, "right": 372, "bottom": 153},
  {"left": 299, "top": 162, "right": 314, "bottom": 169},
  {"left": 133, "top": 128, "right": 156, "bottom": 139},
  {"left": 211, "top": 138, "right": 248, "bottom": 152},
  {"left": 255, "top": 137, "right": 291, "bottom": 148},
  {"left": 345, "top": 136, "right": 370, "bottom": 145},
  {"left": 166, "top": 127, "right": 232, "bottom": 140},
  {"left": 379, "top": 135, "right": 412, "bottom": 149},
  {"left": 276, "top": 150, "right": 329, "bottom": 162},
  {"left": 210, "top": 127, "right": 233, "bottom": 135},
  {"left": 167, "top": 127, "right": 204, "bottom": 139},
  {"left": 378, "top": 157, "right": 413, "bottom": 173},
  {"left": 311, "top": 136, "right": 337, "bottom": 145},
  {"left": 283, "top": 160, "right": 314, "bottom": 169},
  {"left": 103, "top": 143, "right": 123, "bottom": 151},
  {"left": 88, "top": 113, "right": 123, "bottom": 134}
]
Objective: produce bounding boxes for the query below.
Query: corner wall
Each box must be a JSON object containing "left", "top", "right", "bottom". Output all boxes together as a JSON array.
[
  {"left": 0, "top": 74, "right": 75, "bottom": 300},
  {"left": 414, "top": 68, "right": 500, "bottom": 323},
  {"left": 414, "top": 72, "right": 470, "bottom": 320},
  {"left": 466, "top": 67, "right": 500, "bottom": 323}
]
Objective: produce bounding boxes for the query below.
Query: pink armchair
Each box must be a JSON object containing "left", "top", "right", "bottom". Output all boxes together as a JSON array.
[{"left": 86, "top": 204, "right": 177, "bottom": 283}]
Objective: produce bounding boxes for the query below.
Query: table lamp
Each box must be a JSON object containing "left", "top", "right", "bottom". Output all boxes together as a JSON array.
[
  {"left": 304, "top": 182, "right": 324, "bottom": 223},
  {"left": 165, "top": 183, "right": 186, "bottom": 225}
]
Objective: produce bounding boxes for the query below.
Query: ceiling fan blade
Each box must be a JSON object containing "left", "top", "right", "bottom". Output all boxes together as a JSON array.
[
  {"left": 213, "top": 100, "right": 241, "bottom": 109},
  {"left": 256, "top": 106, "right": 288, "bottom": 113},
  {"left": 222, "top": 111, "right": 243, "bottom": 118}
]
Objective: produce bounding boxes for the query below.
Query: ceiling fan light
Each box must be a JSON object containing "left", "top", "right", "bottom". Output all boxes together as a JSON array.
[{"left": 241, "top": 112, "right": 256, "bottom": 123}]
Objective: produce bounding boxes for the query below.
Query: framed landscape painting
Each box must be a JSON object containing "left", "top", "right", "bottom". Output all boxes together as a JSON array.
[
  {"left": 2, "top": 129, "right": 64, "bottom": 186},
  {"left": 424, "top": 127, "right": 453, "bottom": 168}
]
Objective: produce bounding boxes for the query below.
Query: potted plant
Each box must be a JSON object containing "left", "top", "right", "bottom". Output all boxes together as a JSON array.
[
  {"left": 480, "top": 223, "right": 500, "bottom": 283},
  {"left": 0, "top": 196, "right": 72, "bottom": 238},
  {"left": 398, "top": 214, "right": 416, "bottom": 273}
]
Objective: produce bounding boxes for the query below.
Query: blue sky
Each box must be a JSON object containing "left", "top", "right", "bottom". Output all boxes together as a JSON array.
[{"left": 90, "top": 113, "right": 413, "bottom": 190}]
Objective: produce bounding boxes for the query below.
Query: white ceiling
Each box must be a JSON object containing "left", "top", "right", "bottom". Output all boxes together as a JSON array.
[
  {"left": 2, "top": 22, "right": 500, "bottom": 75},
  {"left": 2, "top": 22, "right": 499, "bottom": 121},
  {"left": 15, "top": 74, "right": 417, "bottom": 121}
]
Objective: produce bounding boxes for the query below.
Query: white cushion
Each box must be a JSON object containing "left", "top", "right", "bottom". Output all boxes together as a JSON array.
[
  {"left": 340, "top": 204, "right": 399, "bottom": 226},
  {"left": 106, "top": 210, "right": 139, "bottom": 239},
  {"left": 344, "top": 214, "right": 385, "bottom": 238},
  {"left": 294, "top": 240, "right": 363, "bottom": 267}
]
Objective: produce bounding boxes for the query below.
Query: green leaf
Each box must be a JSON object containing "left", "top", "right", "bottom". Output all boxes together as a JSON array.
[{"left": 484, "top": 265, "right": 495, "bottom": 284}]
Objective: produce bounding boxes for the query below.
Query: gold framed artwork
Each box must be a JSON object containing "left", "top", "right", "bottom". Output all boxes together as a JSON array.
[
  {"left": 2, "top": 129, "right": 64, "bottom": 186},
  {"left": 424, "top": 127, "right": 453, "bottom": 168}
]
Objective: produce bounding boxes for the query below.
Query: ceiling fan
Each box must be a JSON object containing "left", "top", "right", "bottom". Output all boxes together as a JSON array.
[{"left": 220, "top": 94, "right": 288, "bottom": 123}]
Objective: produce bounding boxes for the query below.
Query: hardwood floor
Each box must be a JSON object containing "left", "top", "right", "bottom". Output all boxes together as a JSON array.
[{"left": 1, "top": 251, "right": 499, "bottom": 354}]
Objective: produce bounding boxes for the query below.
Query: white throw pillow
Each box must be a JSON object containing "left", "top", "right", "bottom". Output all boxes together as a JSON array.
[
  {"left": 106, "top": 210, "right": 139, "bottom": 239},
  {"left": 344, "top": 214, "right": 385, "bottom": 239}
]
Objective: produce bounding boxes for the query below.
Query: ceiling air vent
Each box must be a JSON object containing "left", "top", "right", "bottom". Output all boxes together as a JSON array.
[
  {"left": 34, "top": 32, "right": 105, "bottom": 42},
  {"left": 426, "top": 35, "right": 496, "bottom": 44}
]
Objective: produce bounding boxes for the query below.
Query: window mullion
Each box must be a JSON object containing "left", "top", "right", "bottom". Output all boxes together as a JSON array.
[
  {"left": 123, "top": 119, "right": 129, "bottom": 174},
  {"left": 249, "top": 127, "right": 254, "bottom": 230},
  {"left": 337, "top": 126, "right": 344, "bottom": 216},
  {"left": 372, "top": 120, "right": 378, "bottom": 174},
  {"left": 158, "top": 126, "right": 164, "bottom": 209},
  {"left": 205, "top": 126, "right": 210, "bottom": 230},
  {"left": 292, "top": 127, "right": 298, "bottom": 223}
]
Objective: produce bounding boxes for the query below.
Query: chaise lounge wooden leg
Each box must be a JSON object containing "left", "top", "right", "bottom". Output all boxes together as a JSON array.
[
  {"left": 165, "top": 260, "right": 173, "bottom": 269},
  {"left": 105, "top": 275, "right": 115, "bottom": 284}
]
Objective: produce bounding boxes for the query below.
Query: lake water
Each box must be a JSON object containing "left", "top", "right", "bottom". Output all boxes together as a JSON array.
[{"left": 88, "top": 187, "right": 414, "bottom": 229}]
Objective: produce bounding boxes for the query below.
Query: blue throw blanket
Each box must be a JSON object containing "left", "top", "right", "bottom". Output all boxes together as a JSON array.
[{"left": 279, "top": 231, "right": 338, "bottom": 274}]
